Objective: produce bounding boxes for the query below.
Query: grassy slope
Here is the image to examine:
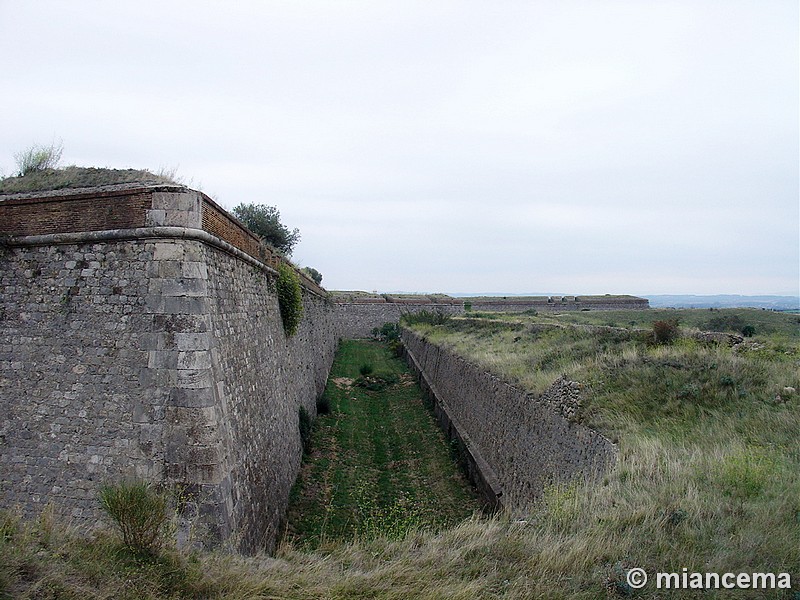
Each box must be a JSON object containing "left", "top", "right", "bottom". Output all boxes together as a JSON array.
[
  {"left": 0, "top": 166, "right": 180, "bottom": 194},
  {"left": 406, "top": 309, "right": 800, "bottom": 593},
  {"left": 286, "top": 340, "right": 479, "bottom": 549},
  {"left": 467, "top": 307, "right": 800, "bottom": 340}
]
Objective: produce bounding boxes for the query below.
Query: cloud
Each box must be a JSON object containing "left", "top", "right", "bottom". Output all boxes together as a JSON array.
[{"left": 1, "top": 0, "right": 797, "bottom": 295}]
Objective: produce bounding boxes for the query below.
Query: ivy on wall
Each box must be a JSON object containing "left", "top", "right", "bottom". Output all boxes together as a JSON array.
[{"left": 277, "top": 262, "right": 304, "bottom": 336}]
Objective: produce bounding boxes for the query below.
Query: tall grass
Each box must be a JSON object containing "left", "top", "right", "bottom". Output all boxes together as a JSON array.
[{"left": 404, "top": 311, "right": 800, "bottom": 592}]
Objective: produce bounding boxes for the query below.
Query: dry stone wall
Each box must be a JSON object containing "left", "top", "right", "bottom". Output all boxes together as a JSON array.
[{"left": 401, "top": 329, "right": 616, "bottom": 511}]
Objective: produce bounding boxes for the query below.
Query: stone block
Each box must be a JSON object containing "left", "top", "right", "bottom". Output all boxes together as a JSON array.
[
  {"left": 147, "top": 350, "right": 178, "bottom": 370},
  {"left": 161, "top": 279, "right": 207, "bottom": 298},
  {"left": 153, "top": 243, "right": 184, "bottom": 261},
  {"left": 174, "top": 332, "right": 212, "bottom": 352},
  {"left": 170, "top": 387, "right": 216, "bottom": 408},
  {"left": 177, "top": 368, "right": 213, "bottom": 389},
  {"left": 146, "top": 210, "right": 167, "bottom": 226},
  {"left": 178, "top": 351, "right": 211, "bottom": 370},
  {"left": 181, "top": 261, "right": 208, "bottom": 280},
  {"left": 152, "top": 192, "right": 199, "bottom": 212}
]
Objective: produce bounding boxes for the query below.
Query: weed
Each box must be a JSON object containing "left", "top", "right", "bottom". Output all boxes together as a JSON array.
[
  {"left": 355, "top": 372, "right": 399, "bottom": 391},
  {"left": 99, "top": 481, "right": 169, "bottom": 557},
  {"left": 652, "top": 319, "right": 679, "bottom": 344},
  {"left": 14, "top": 140, "right": 63, "bottom": 175},
  {"left": 276, "top": 262, "right": 303, "bottom": 336},
  {"left": 298, "top": 406, "right": 312, "bottom": 454}
]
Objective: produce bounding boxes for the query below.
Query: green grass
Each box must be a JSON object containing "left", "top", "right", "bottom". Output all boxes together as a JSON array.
[
  {"left": 467, "top": 307, "right": 800, "bottom": 341},
  {"left": 403, "top": 310, "right": 800, "bottom": 594},
  {"left": 0, "top": 166, "right": 182, "bottom": 194},
  {"left": 286, "top": 340, "right": 479, "bottom": 549}
]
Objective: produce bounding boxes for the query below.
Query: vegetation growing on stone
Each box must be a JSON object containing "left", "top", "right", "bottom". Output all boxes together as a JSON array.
[
  {"left": 301, "top": 266, "right": 322, "bottom": 285},
  {"left": 0, "top": 165, "right": 185, "bottom": 194},
  {"left": 1, "top": 311, "right": 798, "bottom": 597},
  {"left": 13, "top": 140, "right": 63, "bottom": 176},
  {"left": 276, "top": 262, "right": 304, "bottom": 336}
]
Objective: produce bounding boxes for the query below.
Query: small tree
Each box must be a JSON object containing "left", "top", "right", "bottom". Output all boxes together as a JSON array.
[
  {"left": 14, "top": 141, "right": 63, "bottom": 176},
  {"left": 302, "top": 266, "right": 323, "bottom": 285},
  {"left": 232, "top": 202, "right": 300, "bottom": 256}
]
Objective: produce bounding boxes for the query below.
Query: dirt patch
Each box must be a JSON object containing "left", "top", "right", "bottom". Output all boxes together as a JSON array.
[
  {"left": 332, "top": 377, "right": 355, "bottom": 389},
  {"left": 399, "top": 373, "right": 415, "bottom": 387}
]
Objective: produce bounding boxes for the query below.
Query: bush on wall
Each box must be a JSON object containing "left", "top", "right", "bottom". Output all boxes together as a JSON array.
[{"left": 277, "top": 262, "right": 303, "bottom": 336}]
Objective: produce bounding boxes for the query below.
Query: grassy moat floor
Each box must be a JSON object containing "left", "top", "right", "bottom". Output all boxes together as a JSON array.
[{"left": 285, "top": 339, "right": 480, "bottom": 549}]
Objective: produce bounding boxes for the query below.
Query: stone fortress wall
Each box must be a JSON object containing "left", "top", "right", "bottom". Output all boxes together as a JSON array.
[
  {"left": 401, "top": 329, "right": 617, "bottom": 511},
  {"left": 0, "top": 185, "right": 336, "bottom": 552},
  {"left": 0, "top": 183, "right": 645, "bottom": 552},
  {"left": 330, "top": 292, "right": 649, "bottom": 338}
]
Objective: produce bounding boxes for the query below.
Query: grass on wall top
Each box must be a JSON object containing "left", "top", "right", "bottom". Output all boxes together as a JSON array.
[{"left": 0, "top": 166, "right": 183, "bottom": 194}]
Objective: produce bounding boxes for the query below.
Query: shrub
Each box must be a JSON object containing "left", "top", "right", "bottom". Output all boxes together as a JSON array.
[
  {"left": 652, "top": 320, "right": 679, "bottom": 344},
  {"left": 359, "top": 363, "right": 374, "bottom": 376},
  {"left": 14, "top": 140, "right": 63, "bottom": 176},
  {"left": 99, "top": 481, "right": 169, "bottom": 556},
  {"left": 301, "top": 267, "right": 323, "bottom": 285},
  {"left": 298, "top": 406, "right": 313, "bottom": 454},
  {"left": 276, "top": 262, "right": 304, "bottom": 336},
  {"left": 374, "top": 322, "right": 400, "bottom": 343},
  {"left": 741, "top": 324, "right": 755, "bottom": 337},
  {"left": 373, "top": 323, "right": 403, "bottom": 355},
  {"left": 232, "top": 203, "right": 300, "bottom": 255}
]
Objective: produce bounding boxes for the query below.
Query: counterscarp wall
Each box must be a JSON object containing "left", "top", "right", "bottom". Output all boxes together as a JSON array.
[{"left": 401, "top": 329, "right": 616, "bottom": 511}]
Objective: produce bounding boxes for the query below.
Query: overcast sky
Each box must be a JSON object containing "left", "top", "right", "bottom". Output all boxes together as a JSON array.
[{"left": 1, "top": 1, "right": 797, "bottom": 296}]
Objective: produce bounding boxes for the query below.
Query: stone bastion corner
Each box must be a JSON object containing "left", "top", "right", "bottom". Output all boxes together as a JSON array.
[{"left": 0, "top": 185, "right": 336, "bottom": 553}]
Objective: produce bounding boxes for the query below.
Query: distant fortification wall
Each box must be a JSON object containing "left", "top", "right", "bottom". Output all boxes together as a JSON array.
[
  {"left": 401, "top": 329, "right": 617, "bottom": 511},
  {"left": 332, "top": 294, "right": 649, "bottom": 338},
  {"left": 333, "top": 301, "right": 462, "bottom": 338},
  {"left": 467, "top": 295, "right": 650, "bottom": 312},
  {"left": 0, "top": 186, "right": 337, "bottom": 553}
]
